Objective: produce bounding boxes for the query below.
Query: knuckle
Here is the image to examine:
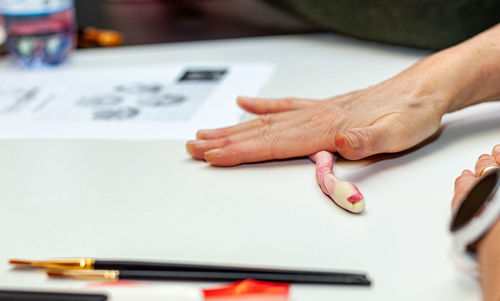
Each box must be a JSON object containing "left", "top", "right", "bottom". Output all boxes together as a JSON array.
[
  {"left": 255, "top": 114, "right": 281, "bottom": 158},
  {"left": 283, "top": 97, "right": 296, "bottom": 106},
  {"left": 257, "top": 124, "right": 279, "bottom": 144},
  {"left": 307, "top": 114, "right": 327, "bottom": 129},
  {"left": 307, "top": 113, "right": 342, "bottom": 151},
  {"left": 324, "top": 114, "right": 344, "bottom": 138},
  {"left": 256, "top": 125, "right": 280, "bottom": 158},
  {"left": 222, "top": 137, "right": 232, "bottom": 147},
  {"left": 307, "top": 113, "right": 340, "bottom": 136},
  {"left": 357, "top": 130, "right": 375, "bottom": 151},
  {"left": 257, "top": 114, "right": 273, "bottom": 127}
]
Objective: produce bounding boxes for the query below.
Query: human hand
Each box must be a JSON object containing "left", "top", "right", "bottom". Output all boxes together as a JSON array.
[
  {"left": 186, "top": 54, "right": 454, "bottom": 166},
  {"left": 187, "top": 24, "right": 500, "bottom": 167},
  {"left": 451, "top": 145, "right": 500, "bottom": 211},
  {"left": 452, "top": 145, "right": 500, "bottom": 301}
]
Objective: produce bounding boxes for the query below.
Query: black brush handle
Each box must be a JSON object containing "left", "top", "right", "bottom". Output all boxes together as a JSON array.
[
  {"left": 95, "top": 260, "right": 365, "bottom": 279},
  {"left": 118, "top": 270, "right": 371, "bottom": 286},
  {"left": 0, "top": 290, "right": 107, "bottom": 301}
]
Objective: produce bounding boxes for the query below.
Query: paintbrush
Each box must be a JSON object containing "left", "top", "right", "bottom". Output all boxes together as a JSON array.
[
  {"left": 10, "top": 258, "right": 368, "bottom": 279},
  {"left": 47, "top": 269, "right": 371, "bottom": 286}
]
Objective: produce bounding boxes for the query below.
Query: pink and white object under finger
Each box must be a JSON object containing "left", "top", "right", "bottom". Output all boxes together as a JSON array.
[{"left": 310, "top": 151, "right": 365, "bottom": 213}]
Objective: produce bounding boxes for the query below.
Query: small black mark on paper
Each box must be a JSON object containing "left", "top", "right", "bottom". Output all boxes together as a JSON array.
[
  {"left": 115, "top": 83, "right": 162, "bottom": 94},
  {"left": 137, "top": 93, "right": 185, "bottom": 107},
  {"left": 0, "top": 87, "right": 40, "bottom": 114},
  {"left": 77, "top": 94, "right": 124, "bottom": 107},
  {"left": 178, "top": 69, "right": 227, "bottom": 82},
  {"left": 93, "top": 107, "right": 139, "bottom": 120}
]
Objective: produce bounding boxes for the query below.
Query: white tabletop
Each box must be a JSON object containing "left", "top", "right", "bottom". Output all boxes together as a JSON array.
[{"left": 1, "top": 33, "right": 499, "bottom": 301}]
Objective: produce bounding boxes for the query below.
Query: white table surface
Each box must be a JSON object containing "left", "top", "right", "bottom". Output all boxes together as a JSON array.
[{"left": 1, "top": 33, "right": 500, "bottom": 301}]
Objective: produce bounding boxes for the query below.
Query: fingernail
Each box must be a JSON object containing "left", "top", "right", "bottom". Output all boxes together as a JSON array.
[
  {"left": 493, "top": 144, "right": 500, "bottom": 155},
  {"left": 204, "top": 148, "right": 222, "bottom": 158},
  {"left": 478, "top": 154, "right": 492, "bottom": 161},
  {"left": 197, "top": 129, "right": 211, "bottom": 135},
  {"left": 197, "top": 129, "right": 219, "bottom": 139},
  {"left": 187, "top": 140, "right": 206, "bottom": 146},
  {"left": 461, "top": 169, "right": 473, "bottom": 176},
  {"left": 238, "top": 96, "right": 254, "bottom": 101}
]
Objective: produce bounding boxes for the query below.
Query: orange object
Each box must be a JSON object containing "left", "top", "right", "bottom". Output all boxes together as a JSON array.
[
  {"left": 78, "top": 27, "right": 124, "bottom": 48},
  {"left": 203, "top": 279, "right": 290, "bottom": 301}
]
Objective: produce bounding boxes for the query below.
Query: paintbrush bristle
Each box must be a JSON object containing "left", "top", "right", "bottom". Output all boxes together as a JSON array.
[
  {"left": 47, "top": 270, "right": 65, "bottom": 277},
  {"left": 9, "top": 259, "right": 32, "bottom": 265}
]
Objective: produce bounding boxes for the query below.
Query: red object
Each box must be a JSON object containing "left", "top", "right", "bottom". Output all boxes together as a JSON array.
[
  {"left": 347, "top": 185, "right": 364, "bottom": 203},
  {"left": 7, "top": 10, "right": 73, "bottom": 36},
  {"left": 203, "top": 279, "right": 290, "bottom": 301}
]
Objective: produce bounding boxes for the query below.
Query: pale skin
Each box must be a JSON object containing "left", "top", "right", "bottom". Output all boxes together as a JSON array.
[
  {"left": 186, "top": 24, "right": 500, "bottom": 165},
  {"left": 187, "top": 24, "right": 500, "bottom": 211},
  {"left": 187, "top": 24, "right": 500, "bottom": 298},
  {"left": 453, "top": 145, "right": 500, "bottom": 301}
]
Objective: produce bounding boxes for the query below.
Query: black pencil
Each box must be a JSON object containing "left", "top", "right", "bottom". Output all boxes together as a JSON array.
[{"left": 47, "top": 269, "right": 371, "bottom": 286}]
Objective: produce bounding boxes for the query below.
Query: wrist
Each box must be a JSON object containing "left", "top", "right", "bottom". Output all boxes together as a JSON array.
[
  {"left": 441, "top": 24, "right": 500, "bottom": 113},
  {"left": 392, "top": 45, "right": 473, "bottom": 118}
]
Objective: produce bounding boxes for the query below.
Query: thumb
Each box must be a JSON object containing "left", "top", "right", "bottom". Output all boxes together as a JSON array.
[
  {"left": 237, "top": 96, "right": 315, "bottom": 115},
  {"left": 452, "top": 169, "right": 476, "bottom": 211},
  {"left": 335, "top": 117, "right": 403, "bottom": 160}
]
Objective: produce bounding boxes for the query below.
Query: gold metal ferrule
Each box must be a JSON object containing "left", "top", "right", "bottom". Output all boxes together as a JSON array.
[
  {"left": 9, "top": 258, "right": 96, "bottom": 270},
  {"left": 47, "top": 269, "right": 120, "bottom": 280}
]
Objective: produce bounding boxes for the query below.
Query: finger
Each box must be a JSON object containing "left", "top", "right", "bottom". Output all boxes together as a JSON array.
[
  {"left": 452, "top": 169, "right": 476, "bottom": 210},
  {"left": 493, "top": 144, "right": 500, "bottom": 164},
  {"left": 311, "top": 151, "right": 334, "bottom": 194},
  {"left": 203, "top": 141, "right": 274, "bottom": 166},
  {"left": 191, "top": 113, "right": 304, "bottom": 159},
  {"left": 187, "top": 138, "right": 230, "bottom": 160},
  {"left": 196, "top": 110, "right": 295, "bottom": 140},
  {"left": 190, "top": 121, "right": 280, "bottom": 159},
  {"left": 474, "top": 154, "right": 499, "bottom": 177},
  {"left": 335, "top": 116, "right": 401, "bottom": 160},
  {"left": 203, "top": 126, "right": 322, "bottom": 166},
  {"left": 196, "top": 118, "right": 263, "bottom": 140},
  {"left": 237, "top": 96, "right": 316, "bottom": 115}
]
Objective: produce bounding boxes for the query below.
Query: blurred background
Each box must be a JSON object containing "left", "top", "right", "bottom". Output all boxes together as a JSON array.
[
  {"left": 74, "top": 0, "right": 320, "bottom": 46},
  {"left": 1, "top": 0, "right": 498, "bottom": 53}
]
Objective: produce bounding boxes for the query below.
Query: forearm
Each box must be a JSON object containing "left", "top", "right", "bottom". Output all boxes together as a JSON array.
[
  {"left": 477, "top": 220, "right": 500, "bottom": 301},
  {"left": 373, "top": 23, "right": 500, "bottom": 120},
  {"left": 437, "top": 23, "right": 500, "bottom": 113}
]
